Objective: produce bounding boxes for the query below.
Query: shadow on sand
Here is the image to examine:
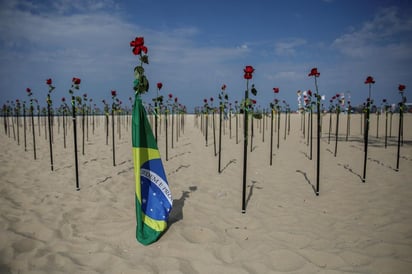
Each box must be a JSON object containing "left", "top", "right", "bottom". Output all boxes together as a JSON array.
[
  {"left": 168, "top": 186, "right": 197, "bottom": 225},
  {"left": 296, "top": 169, "right": 317, "bottom": 195}
]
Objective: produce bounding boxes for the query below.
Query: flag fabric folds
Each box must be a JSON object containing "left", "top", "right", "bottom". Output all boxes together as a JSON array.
[{"left": 132, "top": 95, "right": 173, "bottom": 245}]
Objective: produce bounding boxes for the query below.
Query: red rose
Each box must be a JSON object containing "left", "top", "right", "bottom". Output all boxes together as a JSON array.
[
  {"left": 111, "top": 90, "right": 117, "bottom": 97},
  {"left": 398, "top": 84, "right": 406, "bottom": 92},
  {"left": 174, "top": 97, "right": 178, "bottom": 103},
  {"left": 26, "top": 88, "right": 31, "bottom": 93},
  {"left": 307, "top": 90, "right": 312, "bottom": 97},
  {"left": 273, "top": 87, "right": 279, "bottom": 93},
  {"left": 46, "top": 78, "right": 52, "bottom": 85},
  {"left": 221, "top": 84, "right": 227, "bottom": 90},
  {"left": 204, "top": 99, "right": 207, "bottom": 103},
  {"left": 157, "top": 82, "right": 163, "bottom": 90},
  {"left": 251, "top": 99, "right": 257, "bottom": 104},
  {"left": 364, "top": 76, "right": 375, "bottom": 84},
  {"left": 382, "top": 99, "right": 387, "bottom": 103},
  {"left": 210, "top": 97, "right": 214, "bottom": 102},
  {"left": 332, "top": 96, "right": 336, "bottom": 100},
  {"left": 308, "top": 68, "right": 320, "bottom": 77},
  {"left": 243, "top": 65, "right": 254, "bottom": 80},
  {"left": 336, "top": 93, "right": 340, "bottom": 97},
  {"left": 62, "top": 97, "right": 66, "bottom": 102},
  {"left": 168, "top": 93, "right": 173, "bottom": 99},
  {"left": 72, "top": 77, "right": 81, "bottom": 85}
]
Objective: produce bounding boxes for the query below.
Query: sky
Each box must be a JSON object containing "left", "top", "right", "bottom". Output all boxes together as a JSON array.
[{"left": 1, "top": 0, "right": 412, "bottom": 112}]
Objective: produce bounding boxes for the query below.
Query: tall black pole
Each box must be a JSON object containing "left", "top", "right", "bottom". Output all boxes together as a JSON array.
[
  {"left": 242, "top": 83, "right": 249, "bottom": 213},
  {"left": 315, "top": 77, "right": 320, "bottom": 196},
  {"left": 362, "top": 83, "right": 372, "bottom": 183},
  {"left": 277, "top": 110, "right": 281, "bottom": 149},
  {"left": 23, "top": 103, "right": 27, "bottom": 151},
  {"left": 71, "top": 95, "right": 80, "bottom": 190},
  {"left": 16, "top": 106, "right": 20, "bottom": 145},
  {"left": 47, "top": 95, "right": 54, "bottom": 171},
  {"left": 213, "top": 111, "right": 217, "bottom": 156},
  {"left": 236, "top": 112, "right": 239, "bottom": 144},
  {"left": 30, "top": 103, "right": 36, "bottom": 160},
  {"left": 112, "top": 105, "right": 116, "bottom": 166},
  {"left": 395, "top": 108, "right": 403, "bottom": 171},
  {"left": 346, "top": 107, "right": 351, "bottom": 141},
  {"left": 218, "top": 106, "right": 223, "bottom": 173},
  {"left": 284, "top": 109, "right": 287, "bottom": 140},
  {"left": 396, "top": 92, "right": 405, "bottom": 171},
  {"left": 205, "top": 112, "right": 208, "bottom": 146},
  {"left": 171, "top": 110, "right": 174, "bottom": 149},
  {"left": 270, "top": 108, "right": 274, "bottom": 165},
  {"left": 82, "top": 106, "right": 85, "bottom": 155},
  {"left": 63, "top": 107, "right": 67, "bottom": 149}
]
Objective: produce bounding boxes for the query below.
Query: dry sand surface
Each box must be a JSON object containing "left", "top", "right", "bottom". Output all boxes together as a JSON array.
[{"left": 1, "top": 112, "right": 412, "bottom": 273}]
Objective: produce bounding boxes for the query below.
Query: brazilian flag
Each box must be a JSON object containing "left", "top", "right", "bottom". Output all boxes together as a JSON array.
[{"left": 132, "top": 95, "right": 173, "bottom": 245}]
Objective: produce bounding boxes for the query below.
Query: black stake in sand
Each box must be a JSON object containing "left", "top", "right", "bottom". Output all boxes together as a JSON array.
[
  {"left": 70, "top": 78, "right": 81, "bottom": 190},
  {"left": 362, "top": 76, "right": 375, "bottom": 182}
]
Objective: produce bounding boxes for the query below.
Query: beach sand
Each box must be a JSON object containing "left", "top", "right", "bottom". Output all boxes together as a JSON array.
[{"left": 1, "top": 112, "right": 411, "bottom": 273}]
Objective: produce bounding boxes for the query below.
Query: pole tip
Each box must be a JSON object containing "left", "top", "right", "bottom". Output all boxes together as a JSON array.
[
  {"left": 315, "top": 192, "right": 319, "bottom": 196},
  {"left": 76, "top": 188, "right": 80, "bottom": 191},
  {"left": 242, "top": 210, "right": 246, "bottom": 214},
  {"left": 361, "top": 178, "right": 366, "bottom": 183}
]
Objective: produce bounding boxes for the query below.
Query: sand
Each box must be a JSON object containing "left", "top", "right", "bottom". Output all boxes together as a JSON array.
[{"left": 1, "top": 112, "right": 411, "bottom": 274}]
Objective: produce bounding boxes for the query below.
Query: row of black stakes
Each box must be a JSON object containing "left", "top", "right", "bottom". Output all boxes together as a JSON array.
[
  {"left": 2, "top": 108, "right": 141, "bottom": 190},
  {"left": 197, "top": 109, "right": 291, "bottom": 170},
  {"left": 300, "top": 107, "right": 405, "bottom": 183},
  {"left": 150, "top": 108, "right": 186, "bottom": 162}
]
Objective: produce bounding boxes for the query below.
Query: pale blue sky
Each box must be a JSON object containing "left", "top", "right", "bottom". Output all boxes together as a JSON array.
[{"left": 1, "top": 0, "right": 411, "bottom": 112}]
